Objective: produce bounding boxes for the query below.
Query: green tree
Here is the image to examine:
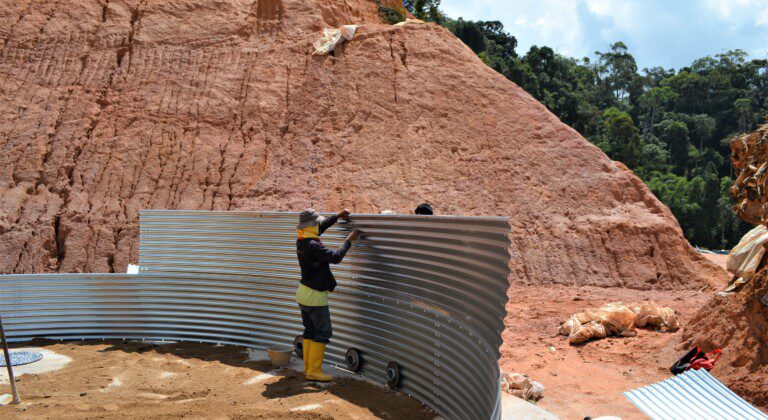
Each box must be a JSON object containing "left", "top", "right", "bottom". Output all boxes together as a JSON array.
[
  {"left": 734, "top": 97, "right": 753, "bottom": 133},
  {"left": 478, "top": 21, "right": 517, "bottom": 59},
  {"left": 595, "top": 108, "right": 643, "bottom": 168},
  {"left": 646, "top": 173, "right": 702, "bottom": 240},
  {"left": 412, "top": 0, "right": 443, "bottom": 23},
  {"left": 716, "top": 177, "right": 751, "bottom": 248},
  {"left": 643, "top": 66, "right": 675, "bottom": 87},
  {"left": 655, "top": 119, "right": 690, "bottom": 175},
  {"left": 687, "top": 114, "right": 716, "bottom": 149},
  {"left": 634, "top": 133, "right": 670, "bottom": 179},
  {"left": 661, "top": 71, "right": 707, "bottom": 114},
  {"left": 511, "top": 46, "right": 600, "bottom": 135},
  {"left": 451, "top": 19, "right": 486, "bottom": 53},
  {"left": 694, "top": 163, "right": 723, "bottom": 245},
  {"left": 638, "top": 86, "right": 677, "bottom": 129},
  {"left": 594, "top": 42, "right": 641, "bottom": 106}
]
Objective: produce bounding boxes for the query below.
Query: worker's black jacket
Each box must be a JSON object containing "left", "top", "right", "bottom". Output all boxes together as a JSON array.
[{"left": 296, "top": 215, "right": 351, "bottom": 292}]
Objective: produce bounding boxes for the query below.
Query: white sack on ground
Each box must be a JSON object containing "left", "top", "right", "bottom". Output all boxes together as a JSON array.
[
  {"left": 631, "top": 302, "right": 679, "bottom": 331},
  {"left": 559, "top": 301, "right": 679, "bottom": 345},
  {"left": 726, "top": 224, "right": 768, "bottom": 281},
  {"left": 501, "top": 372, "right": 544, "bottom": 401},
  {"left": 313, "top": 25, "right": 361, "bottom": 55}
]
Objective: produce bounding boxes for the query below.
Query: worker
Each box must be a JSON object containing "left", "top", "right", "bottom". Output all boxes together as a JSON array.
[
  {"left": 415, "top": 203, "right": 433, "bottom": 215},
  {"left": 295, "top": 208, "right": 360, "bottom": 381}
]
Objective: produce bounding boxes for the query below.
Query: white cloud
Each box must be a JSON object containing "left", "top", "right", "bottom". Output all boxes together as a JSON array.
[
  {"left": 704, "top": 0, "right": 766, "bottom": 21},
  {"left": 585, "top": 0, "right": 611, "bottom": 16},
  {"left": 589, "top": 0, "right": 635, "bottom": 21},
  {"left": 756, "top": 6, "right": 768, "bottom": 26}
]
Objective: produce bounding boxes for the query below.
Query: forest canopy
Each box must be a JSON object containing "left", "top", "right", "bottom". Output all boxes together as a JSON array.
[{"left": 404, "top": 1, "right": 768, "bottom": 249}]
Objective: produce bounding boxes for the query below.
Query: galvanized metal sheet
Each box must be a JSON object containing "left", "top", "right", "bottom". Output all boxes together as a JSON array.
[
  {"left": 625, "top": 369, "right": 768, "bottom": 420},
  {"left": 1, "top": 211, "right": 512, "bottom": 419}
]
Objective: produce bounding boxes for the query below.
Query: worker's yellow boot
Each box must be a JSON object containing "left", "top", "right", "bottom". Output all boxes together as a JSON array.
[
  {"left": 306, "top": 342, "right": 332, "bottom": 382},
  {"left": 302, "top": 339, "right": 313, "bottom": 375}
]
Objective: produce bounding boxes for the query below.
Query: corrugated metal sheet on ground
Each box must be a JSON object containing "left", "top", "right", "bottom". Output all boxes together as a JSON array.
[
  {"left": 625, "top": 368, "right": 768, "bottom": 419},
  {"left": 1, "top": 211, "right": 512, "bottom": 420}
]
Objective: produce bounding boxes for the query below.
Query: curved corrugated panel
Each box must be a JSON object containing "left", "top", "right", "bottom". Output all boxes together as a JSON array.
[
  {"left": 625, "top": 369, "right": 768, "bottom": 420},
  {"left": 1, "top": 211, "right": 511, "bottom": 419}
]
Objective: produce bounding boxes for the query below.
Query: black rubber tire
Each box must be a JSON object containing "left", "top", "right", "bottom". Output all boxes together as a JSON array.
[
  {"left": 293, "top": 335, "right": 304, "bottom": 358},
  {"left": 345, "top": 348, "right": 361, "bottom": 371},
  {"left": 386, "top": 362, "right": 401, "bottom": 388}
]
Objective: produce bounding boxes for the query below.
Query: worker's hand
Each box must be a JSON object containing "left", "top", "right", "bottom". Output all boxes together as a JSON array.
[
  {"left": 347, "top": 229, "right": 361, "bottom": 242},
  {"left": 338, "top": 209, "right": 351, "bottom": 220}
]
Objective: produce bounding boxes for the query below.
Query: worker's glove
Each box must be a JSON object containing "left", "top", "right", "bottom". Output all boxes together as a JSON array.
[{"left": 347, "top": 229, "right": 361, "bottom": 242}]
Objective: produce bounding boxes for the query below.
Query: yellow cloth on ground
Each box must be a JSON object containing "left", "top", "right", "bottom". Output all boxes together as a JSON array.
[{"left": 296, "top": 283, "right": 328, "bottom": 306}]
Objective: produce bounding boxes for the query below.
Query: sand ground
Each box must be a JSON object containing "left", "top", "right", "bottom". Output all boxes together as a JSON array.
[
  {"left": 0, "top": 340, "right": 434, "bottom": 419},
  {"left": 702, "top": 253, "right": 729, "bottom": 271}
]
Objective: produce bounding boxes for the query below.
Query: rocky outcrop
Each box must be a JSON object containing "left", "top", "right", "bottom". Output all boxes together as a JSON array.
[
  {"left": 0, "top": 0, "right": 725, "bottom": 289},
  {"left": 729, "top": 124, "right": 768, "bottom": 225}
]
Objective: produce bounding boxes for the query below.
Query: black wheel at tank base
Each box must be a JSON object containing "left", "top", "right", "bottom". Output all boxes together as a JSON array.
[
  {"left": 345, "top": 348, "right": 361, "bottom": 371},
  {"left": 386, "top": 362, "right": 401, "bottom": 389},
  {"left": 293, "top": 335, "right": 304, "bottom": 358}
]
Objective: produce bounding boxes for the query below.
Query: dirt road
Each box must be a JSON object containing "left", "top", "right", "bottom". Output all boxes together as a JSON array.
[{"left": 501, "top": 284, "right": 722, "bottom": 419}]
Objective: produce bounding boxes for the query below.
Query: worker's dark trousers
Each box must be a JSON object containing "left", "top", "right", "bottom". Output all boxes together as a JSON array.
[{"left": 299, "top": 304, "right": 332, "bottom": 343}]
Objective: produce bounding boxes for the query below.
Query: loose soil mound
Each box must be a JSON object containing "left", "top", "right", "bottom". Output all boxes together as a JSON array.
[
  {"left": 0, "top": 340, "right": 432, "bottom": 419},
  {"left": 683, "top": 270, "right": 768, "bottom": 408},
  {"left": 0, "top": 1, "right": 724, "bottom": 289}
]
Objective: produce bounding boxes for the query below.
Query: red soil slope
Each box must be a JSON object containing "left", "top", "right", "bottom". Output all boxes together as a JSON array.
[
  {"left": 0, "top": 0, "right": 725, "bottom": 289},
  {"left": 684, "top": 270, "right": 768, "bottom": 408}
]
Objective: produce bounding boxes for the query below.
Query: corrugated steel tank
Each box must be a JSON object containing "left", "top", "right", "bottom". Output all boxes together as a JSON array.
[{"left": 1, "top": 211, "right": 511, "bottom": 419}]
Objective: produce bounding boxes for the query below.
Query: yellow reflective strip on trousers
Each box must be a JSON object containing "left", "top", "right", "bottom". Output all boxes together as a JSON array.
[{"left": 296, "top": 283, "right": 328, "bottom": 306}]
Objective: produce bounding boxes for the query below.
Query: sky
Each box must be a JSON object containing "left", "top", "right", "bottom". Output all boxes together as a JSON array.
[{"left": 441, "top": 0, "right": 768, "bottom": 70}]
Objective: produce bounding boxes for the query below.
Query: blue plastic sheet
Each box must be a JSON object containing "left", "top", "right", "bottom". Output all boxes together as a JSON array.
[{"left": 1, "top": 351, "right": 43, "bottom": 367}]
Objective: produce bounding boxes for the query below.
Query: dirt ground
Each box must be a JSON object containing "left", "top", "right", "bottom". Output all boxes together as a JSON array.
[
  {"left": 702, "top": 253, "right": 729, "bottom": 271},
  {"left": 490, "top": 253, "right": 736, "bottom": 419},
  {"left": 0, "top": 340, "right": 434, "bottom": 419},
  {"left": 500, "top": 283, "right": 727, "bottom": 419}
]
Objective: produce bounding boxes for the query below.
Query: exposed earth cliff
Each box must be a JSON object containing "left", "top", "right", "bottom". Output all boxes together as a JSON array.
[
  {"left": 685, "top": 124, "right": 768, "bottom": 408},
  {"left": 0, "top": 0, "right": 725, "bottom": 290}
]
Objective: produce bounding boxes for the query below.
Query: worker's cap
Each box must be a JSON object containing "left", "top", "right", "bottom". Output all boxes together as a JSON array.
[{"left": 297, "top": 209, "right": 326, "bottom": 229}]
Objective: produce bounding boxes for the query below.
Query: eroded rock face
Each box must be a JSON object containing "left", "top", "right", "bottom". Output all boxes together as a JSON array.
[
  {"left": 0, "top": 0, "right": 725, "bottom": 289},
  {"left": 729, "top": 124, "right": 768, "bottom": 225}
]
